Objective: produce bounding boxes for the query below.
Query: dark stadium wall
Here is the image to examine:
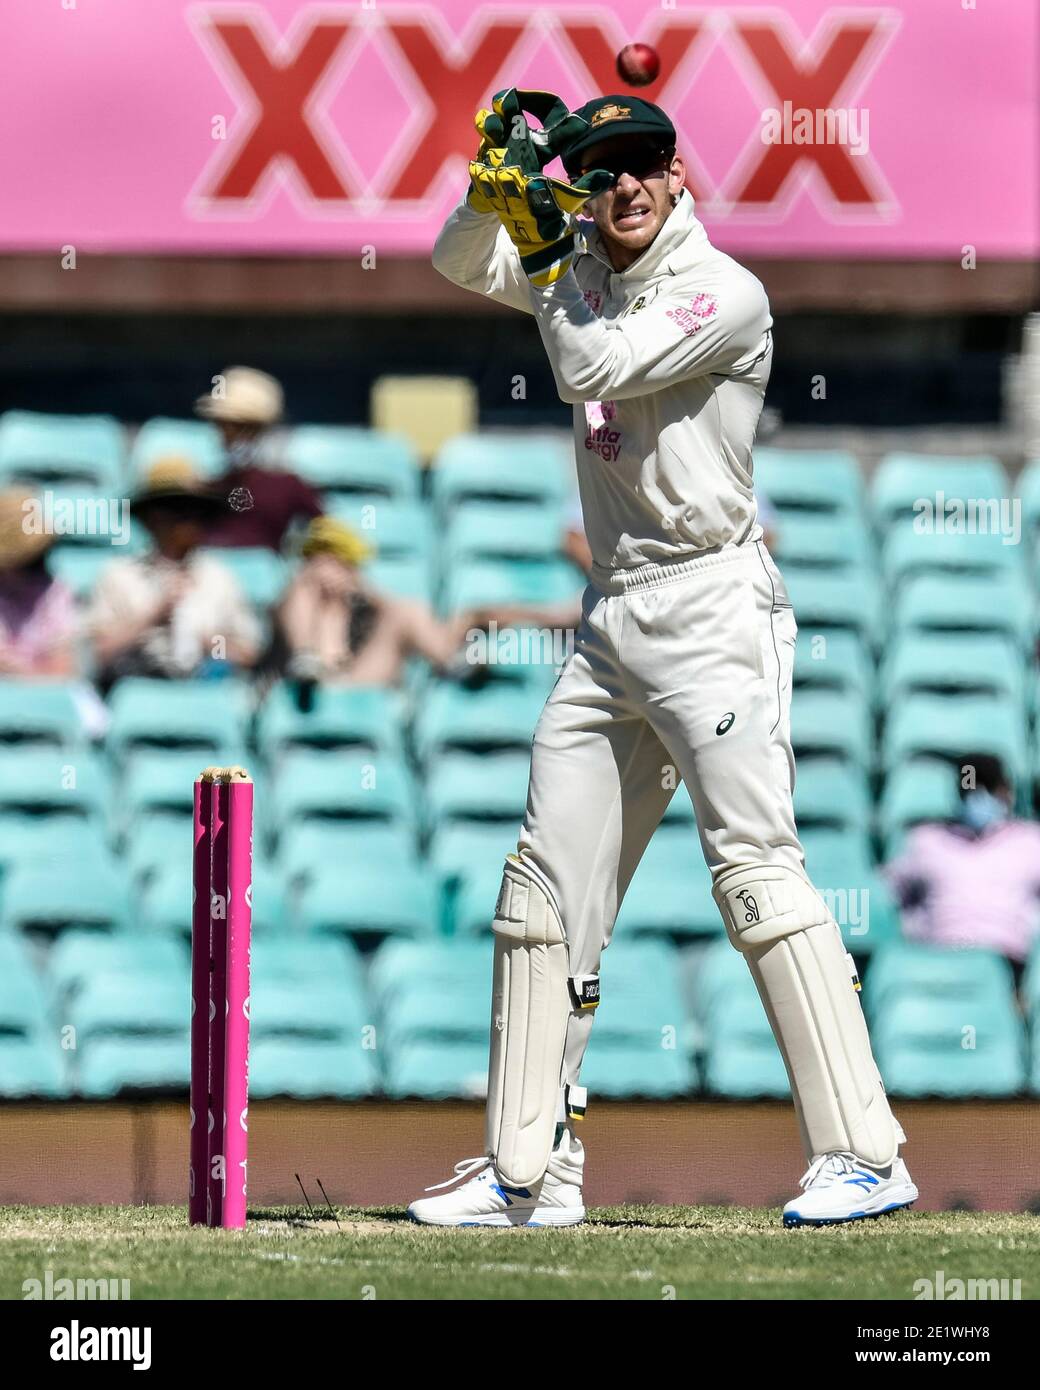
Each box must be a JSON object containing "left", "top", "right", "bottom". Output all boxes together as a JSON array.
[{"left": 0, "top": 310, "right": 1023, "bottom": 429}]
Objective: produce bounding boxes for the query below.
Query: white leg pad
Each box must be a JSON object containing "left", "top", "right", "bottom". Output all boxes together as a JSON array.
[
  {"left": 713, "top": 863, "right": 901, "bottom": 1168},
  {"left": 485, "top": 855, "right": 571, "bottom": 1186}
]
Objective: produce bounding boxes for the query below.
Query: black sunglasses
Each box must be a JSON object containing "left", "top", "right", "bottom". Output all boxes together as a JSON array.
[{"left": 577, "top": 144, "right": 675, "bottom": 183}]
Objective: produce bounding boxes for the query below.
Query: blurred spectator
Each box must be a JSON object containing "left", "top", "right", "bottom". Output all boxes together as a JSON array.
[
  {"left": 89, "top": 459, "right": 261, "bottom": 684},
  {"left": 0, "top": 487, "right": 78, "bottom": 678},
  {"left": 275, "top": 516, "right": 467, "bottom": 689},
  {"left": 196, "top": 365, "right": 322, "bottom": 550},
  {"left": 884, "top": 753, "right": 1040, "bottom": 975}
]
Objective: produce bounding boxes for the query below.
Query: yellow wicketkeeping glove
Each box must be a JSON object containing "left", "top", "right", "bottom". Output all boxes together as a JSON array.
[
  {"left": 467, "top": 89, "right": 615, "bottom": 287},
  {"left": 466, "top": 105, "right": 509, "bottom": 214}
]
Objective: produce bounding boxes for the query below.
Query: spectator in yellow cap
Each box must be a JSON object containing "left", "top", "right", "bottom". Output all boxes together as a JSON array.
[{"left": 275, "top": 515, "right": 468, "bottom": 688}]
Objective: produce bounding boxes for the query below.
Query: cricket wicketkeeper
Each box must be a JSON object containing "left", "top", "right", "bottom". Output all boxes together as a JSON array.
[{"left": 409, "top": 90, "right": 917, "bottom": 1227}]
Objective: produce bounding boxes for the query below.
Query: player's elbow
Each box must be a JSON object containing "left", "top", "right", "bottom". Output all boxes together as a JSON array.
[{"left": 553, "top": 364, "right": 613, "bottom": 405}]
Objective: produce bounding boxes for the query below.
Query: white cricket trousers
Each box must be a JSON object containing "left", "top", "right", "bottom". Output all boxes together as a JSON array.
[{"left": 516, "top": 539, "right": 804, "bottom": 1087}]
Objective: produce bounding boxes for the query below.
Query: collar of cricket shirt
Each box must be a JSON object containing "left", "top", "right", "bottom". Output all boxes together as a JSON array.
[{"left": 580, "top": 188, "right": 710, "bottom": 284}]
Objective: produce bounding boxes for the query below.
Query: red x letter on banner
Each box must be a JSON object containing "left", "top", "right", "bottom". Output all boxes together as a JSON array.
[
  {"left": 204, "top": 19, "right": 353, "bottom": 201},
  {"left": 558, "top": 19, "right": 709, "bottom": 201},
  {"left": 730, "top": 19, "right": 884, "bottom": 205},
  {"left": 385, "top": 21, "right": 526, "bottom": 201}
]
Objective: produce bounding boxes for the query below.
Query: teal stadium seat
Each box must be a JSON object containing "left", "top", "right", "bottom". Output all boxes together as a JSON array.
[
  {"left": 793, "top": 630, "right": 874, "bottom": 700},
  {"left": 881, "top": 693, "right": 1027, "bottom": 774},
  {"left": 892, "top": 572, "right": 1034, "bottom": 649},
  {"left": 0, "top": 815, "right": 108, "bottom": 874},
  {"left": 880, "top": 632, "right": 1024, "bottom": 706},
  {"left": 268, "top": 748, "right": 418, "bottom": 832},
  {"left": 783, "top": 568, "right": 881, "bottom": 646},
  {"left": 0, "top": 410, "right": 124, "bottom": 489},
  {"left": 614, "top": 827, "right": 720, "bottom": 939},
  {"left": 877, "top": 759, "right": 960, "bottom": 857},
  {"left": 580, "top": 941, "right": 695, "bottom": 1097},
  {"left": 365, "top": 555, "right": 433, "bottom": 602},
  {"left": 441, "top": 557, "right": 581, "bottom": 614},
  {"left": 872, "top": 996, "right": 1025, "bottom": 1098},
  {"left": 252, "top": 936, "right": 365, "bottom": 992},
  {"left": 865, "top": 942, "right": 1017, "bottom": 1016},
  {"left": 77, "top": 1037, "right": 188, "bottom": 1097},
  {"left": 431, "top": 432, "right": 571, "bottom": 511},
  {"left": 251, "top": 973, "right": 367, "bottom": 1042},
  {"left": 130, "top": 417, "right": 224, "bottom": 478},
  {"left": 70, "top": 972, "right": 185, "bottom": 1041},
  {"left": 444, "top": 502, "right": 565, "bottom": 567},
  {"left": 429, "top": 821, "right": 522, "bottom": 883},
  {"left": 425, "top": 751, "right": 529, "bottom": 827},
  {"left": 198, "top": 547, "right": 289, "bottom": 608},
  {"left": 107, "top": 679, "right": 250, "bottom": 759},
  {"left": 125, "top": 812, "right": 192, "bottom": 884},
  {"left": 374, "top": 939, "right": 489, "bottom": 1097},
  {"left": 50, "top": 931, "right": 186, "bottom": 999},
  {"left": 751, "top": 448, "right": 863, "bottom": 516},
  {"left": 119, "top": 750, "right": 212, "bottom": 828},
  {"left": 327, "top": 495, "right": 434, "bottom": 563},
  {"left": 791, "top": 688, "right": 872, "bottom": 767},
  {"left": 284, "top": 426, "right": 419, "bottom": 498},
  {"left": 0, "top": 937, "right": 65, "bottom": 1097},
  {"left": 250, "top": 1038, "right": 379, "bottom": 1099},
  {"left": 0, "top": 748, "right": 108, "bottom": 822},
  {"left": 280, "top": 820, "right": 418, "bottom": 883},
  {"left": 0, "top": 1035, "right": 67, "bottom": 1097},
  {"left": 794, "top": 757, "right": 871, "bottom": 829},
  {"left": 871, "top": 454, "right": 1008, "bottom": 528},
  {"left": 138, "top": 860, "right": 288, "bottom": 938},
  {"left": 0, "top": 681, "right": 83, "bottom": 749},
  {"left": 413, "top": 682, "right": 544, "bottom": 759},
  {"left": 694, "top": 940, "right": 789, "bottom": 1097},
  {"left": 297, "top": 861, "right": 437, "bottom": 940},
  {"left": 773, "top": 512, "right": 874, "bottom": 573},
  {"left": 882, "top": 525, "right": 1022, "bottom": 586},
  {"left": 258, "top": 681, "right": 404, "bottom": 758},
  {"left": 0, "top": 857, "right": 131, "bottom": 935}
]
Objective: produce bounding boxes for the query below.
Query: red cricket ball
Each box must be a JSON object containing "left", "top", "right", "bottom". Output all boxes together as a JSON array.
[{"left": 616, "top": 42, "right": 660, "bottom": 88}]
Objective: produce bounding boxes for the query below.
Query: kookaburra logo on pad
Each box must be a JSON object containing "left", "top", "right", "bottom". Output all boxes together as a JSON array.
[{"left": 735, "top": 889, "right": 760, "bottom": 924}]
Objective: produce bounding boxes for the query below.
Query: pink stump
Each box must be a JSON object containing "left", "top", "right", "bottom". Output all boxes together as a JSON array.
[
  {"left": 189, "top": 777, "right": 211, "bottom": 1226},
  {"left": 222, "top": 777, "right": 253, "bottom": 1229},
  {"left": 189, "top": 768, "right": 252, "bottom": 1228}
]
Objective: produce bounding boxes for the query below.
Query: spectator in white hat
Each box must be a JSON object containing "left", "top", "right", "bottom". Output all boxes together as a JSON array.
[
  {"left": 89, "top": 459, "right": 261, "bottom": 685},
  {"left": 196, "top": 365, "right": 322, "bottom": 551}
]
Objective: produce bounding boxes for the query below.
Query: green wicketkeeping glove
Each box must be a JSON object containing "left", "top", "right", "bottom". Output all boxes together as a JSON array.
[{"left": 468, "top": 89, "right": 615, "bottom": 286}]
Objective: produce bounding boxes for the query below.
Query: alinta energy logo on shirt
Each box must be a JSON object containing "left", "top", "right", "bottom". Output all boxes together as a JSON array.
[{"left": 584, "top": 400, "right": 621, "bottom": 462}]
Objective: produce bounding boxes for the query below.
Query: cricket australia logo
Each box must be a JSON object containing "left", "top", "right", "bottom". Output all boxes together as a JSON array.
[{"left": 735, "top": 889, "right": 760, "bottom": 924}]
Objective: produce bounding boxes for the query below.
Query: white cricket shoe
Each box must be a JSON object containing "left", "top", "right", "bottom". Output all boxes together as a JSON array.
[
  {"left": 783, "top": 1152, "right": 918, "bottom": 1228},
  {"left": 408, "top": 1130, "right": 585, "bottom": 1228}
]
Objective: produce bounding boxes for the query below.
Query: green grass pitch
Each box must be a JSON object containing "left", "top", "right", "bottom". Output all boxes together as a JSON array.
[{"left": 2, "top": 1206, "right": 1037, "bottom": 1299}]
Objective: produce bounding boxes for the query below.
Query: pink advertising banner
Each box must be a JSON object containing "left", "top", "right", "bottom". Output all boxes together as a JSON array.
[{"left": 0, "top": 0, "right": 1035, "bottom": 257}]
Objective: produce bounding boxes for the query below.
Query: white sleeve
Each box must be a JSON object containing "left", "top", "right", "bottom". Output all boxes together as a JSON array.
[
  {"left": 431, "top": 199, "right": 535, "bottom": 316},
  {"left": 528, "top": 268, "right": 771, "bottom": 404}
]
